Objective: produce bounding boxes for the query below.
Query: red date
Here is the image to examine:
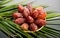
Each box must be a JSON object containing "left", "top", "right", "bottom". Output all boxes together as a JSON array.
[
  {"left": 35, "top": 19, "right": 46, "bottom": 27},
  {"left": 37, "top": 12, "right": 46, "bottom": 19},
  {"left": 18, "top": 4, "right": 24, "bottom": 13},
  {"left": 36, "top": 7, "right": 44, "bottom": 12},
  {"left": 30, "top": 23, "right": 38, "bottom": 31},
  {"left": 12, "top": 12, "right": 23, "bottom": 19},
  {"left": 14, "top": 18, "right": 25, "bottom": 24},
  {"left": 21, "top": 23, "right": 29, "bottom": 30},
  {"left": 23, "top": 7, "right": 30, "bottom": 17},
  {"left": 27, "top": 3, "right": 32, "bottom": 13},
  {"left": 26, "top": 16, "right": 34, "bottom": 23},
  {"left": 31, "top": 10, "right": 39, "bottom": 18}
]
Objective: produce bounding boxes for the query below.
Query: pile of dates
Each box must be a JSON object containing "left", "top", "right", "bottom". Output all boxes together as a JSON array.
[{"left": 12, "top": 4, "right": 46, "bottom": 32}]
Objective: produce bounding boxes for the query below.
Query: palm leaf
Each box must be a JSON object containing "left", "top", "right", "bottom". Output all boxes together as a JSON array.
[
  {"left": 0, "top": 18, "right": 60, "bottom": 38},
  {"left": 0, "top": 0, "right": 60, "bottom": 38},
  {"left": 46, "top": 10, "right": 56, "bottom": 14},
  {"left": 0, "top": 0, "right": 28, "bottom": 12},
  {"left": 0, "top": 0, "right": 12, "bottom": 6},
  {"left": 46, "top": 13, "right": 60, "bottom": 19}
]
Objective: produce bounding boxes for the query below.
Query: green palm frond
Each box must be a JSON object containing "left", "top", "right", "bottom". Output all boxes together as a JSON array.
[
  {"left": 0, "top": 0, "right": 60, "bottom": 38},
  {"left": 0, "top": 0, "right": 12, "bottom": 6},
  {"left": 46, "top": 10, "right": 56, "bottom": 14},
  {"left": 0, "top": 16, "right": 60, "bottom": 38},
  {"left": 46, "top": 13, "right": 60, "bottom": 19},
  {"left": 0, "top": 0, "right": 29, "bottom": 12}
]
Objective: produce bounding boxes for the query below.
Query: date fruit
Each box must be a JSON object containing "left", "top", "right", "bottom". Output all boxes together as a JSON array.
[
  {"left": 27, "top": 3, "right": 32, "bottom": 13},
  {"left": 21, "top": 23, "right": 29, "bottom": 30},
  {"left": 37, "top": 12, "right": 46, "bottom": 19},
  {"left": 14, "top": 18, "right": 25, "bottom": 24},
  {"left": 12, "top": 12, "right": 23, "bottom": 19},
  {"left": 30, "top": 23, "right": 38, "bottom": 31},
  {"left": 23, "top": 7, "right": 30, "bottom": 17},
  {"left": 18, "top": 4, "right": 24, "bottom": 13},
  {"left": 26, "top": 16, "right": 34, "bottom": 23},
  {"left": 35, "top": 19, "right": 46, "bottom": 27}
]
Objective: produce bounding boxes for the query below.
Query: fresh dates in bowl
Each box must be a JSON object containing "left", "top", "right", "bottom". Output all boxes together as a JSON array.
[{"left": 12, "top": 4, "right": 46, "bottom": 32}]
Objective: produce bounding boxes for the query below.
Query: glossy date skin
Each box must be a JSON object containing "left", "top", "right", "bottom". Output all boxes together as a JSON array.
[
  {"left": 21, "top": 23, "right": 29, "bottom": 30},
  {"left": 26, "top": 16, "right": 34, "bottom": 23},
  {"left": 12, "top": 12, "right": 23, "bottom": 19},
  {"left": 14, "top": 18, "right": 25, "bottom": 24},
  {"left": 23, "top": 7, "right": 30, "bottom": 18},
  {"left": 35, "top": 19, "right": 46, "bottom": 27},
  {"left": 27, "top": 3, "right": 33, "bottom": 13},
  {"left": 18, "top": 4, "right": 24, "bottom": 13},
  {"left": 30, "top": 23, "right": 38, "bottom": 31}
]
